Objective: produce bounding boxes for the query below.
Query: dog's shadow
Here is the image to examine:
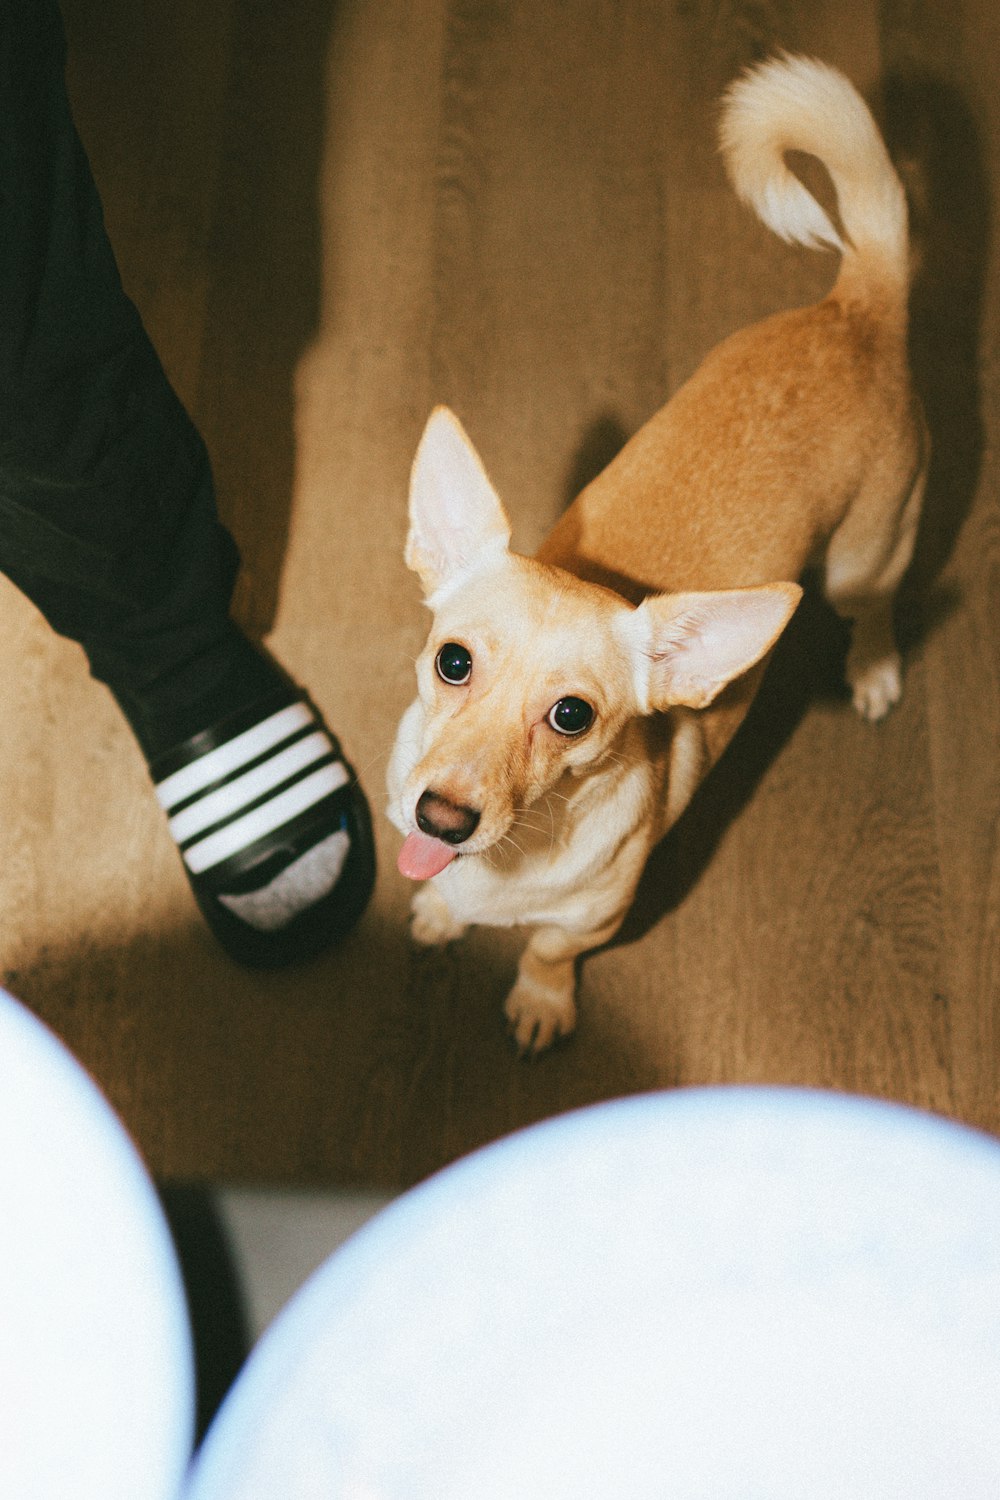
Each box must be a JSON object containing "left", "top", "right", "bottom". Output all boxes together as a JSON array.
[
  {"left": 560, "top": 66, "right": 987, "bottom": 949},
  {"left": 883, "top": 67, "right": 989, "bottom": 629}
]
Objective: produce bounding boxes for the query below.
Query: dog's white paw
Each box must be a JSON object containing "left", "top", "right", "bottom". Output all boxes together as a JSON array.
[
  {"left": 849, "top": 653, "right": 902, "bottom": 722},
  {"left": 409, "top": 883, "right": 467, "bottom": 946},
  {"left": 504, "top": 977, "right": 576, "bottom": 1056}
]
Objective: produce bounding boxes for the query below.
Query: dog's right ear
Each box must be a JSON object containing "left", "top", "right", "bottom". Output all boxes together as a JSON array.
[
  {"left": 406, "top": 407, "right": 512, "bottom": 599},
  {"left": 631, "top": 583, "right": 802, "bottom": 711}
]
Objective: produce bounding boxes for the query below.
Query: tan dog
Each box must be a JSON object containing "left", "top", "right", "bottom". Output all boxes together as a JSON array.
[{"left": 387, "top": 54, "right": 927, "bottom": 1052}]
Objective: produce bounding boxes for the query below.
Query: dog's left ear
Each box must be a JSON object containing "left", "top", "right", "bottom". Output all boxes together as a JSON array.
[
  {"left": 631, "top": 583, "right": 802, "bottom": 711},
  {"left": 406, "top": 407, "right": 512, "bottom": 598}
]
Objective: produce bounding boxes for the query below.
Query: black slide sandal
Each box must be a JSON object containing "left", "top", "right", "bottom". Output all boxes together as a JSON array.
[{"left": 150, "top": 689, "right": 375, "bottom": 968}]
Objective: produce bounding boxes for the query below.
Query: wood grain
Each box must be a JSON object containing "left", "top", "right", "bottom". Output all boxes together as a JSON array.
[{"left": 0, "top": 0, "right": 995, "bottom": 1183}]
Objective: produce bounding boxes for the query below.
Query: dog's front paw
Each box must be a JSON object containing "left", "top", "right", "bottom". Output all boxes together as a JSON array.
[
  {"left": 848, "top": 652, "right": 902, "bottom": 721},
  {"left": 410, "top": 882, "right": 467, "bottom": 946},
  {"left": 504, "top": 977, "right": 576, "bottom": 1056}
]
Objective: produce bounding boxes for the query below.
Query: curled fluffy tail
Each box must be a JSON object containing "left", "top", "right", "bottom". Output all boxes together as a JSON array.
[{"left": 719, "top": 54, "right": 908, "bottom": 289}]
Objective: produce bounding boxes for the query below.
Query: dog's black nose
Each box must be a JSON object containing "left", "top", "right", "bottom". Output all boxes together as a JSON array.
[{"left": 416, "top": 790, "right": 481, "bottom": 846}]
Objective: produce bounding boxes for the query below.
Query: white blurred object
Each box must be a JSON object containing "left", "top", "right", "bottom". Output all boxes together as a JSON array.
[
  {"left": 188, "top": 1087, "right": 1000, "bottom": 1500},
  {"left": 5, "top": 987, "right": 1000, "bottom": 1500},
  {"left": 0, "top": 986, "right": 194, "bottom": 1499}
]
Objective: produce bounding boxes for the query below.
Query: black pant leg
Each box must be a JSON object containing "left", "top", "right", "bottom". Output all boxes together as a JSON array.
[{"left": 0, "top": 0, "right": 268, "bottom": 754}]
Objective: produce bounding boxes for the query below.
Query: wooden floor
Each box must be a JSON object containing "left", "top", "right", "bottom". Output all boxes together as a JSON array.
[{"left": 1, "top": 0, "right": 996, "bottom": 1185}]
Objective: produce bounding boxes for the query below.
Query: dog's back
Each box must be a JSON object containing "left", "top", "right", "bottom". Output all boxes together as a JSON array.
[{"left": 538, "top": 55, "right": 919, "bottom": 602}]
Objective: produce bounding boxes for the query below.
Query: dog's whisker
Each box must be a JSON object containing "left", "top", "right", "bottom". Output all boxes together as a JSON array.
[
  {"left": 513, "top": 806, "right": 558, "bottom": 830},
  {"left": 491, "top": 833, "right": 527, "bottom": 868},
  {"left": 511, "top": 811, "right": 555, "bottom": 834},
  {"left": 509, "top": 812, "right": 561, "bottom": 858},
  {"left": 352, "top": 744, "right": 393, "bottom": 781}
]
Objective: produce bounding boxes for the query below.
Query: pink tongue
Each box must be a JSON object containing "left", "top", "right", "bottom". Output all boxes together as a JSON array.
[{"left": 397, "top": 830, "right": 458, "bottom": 881}]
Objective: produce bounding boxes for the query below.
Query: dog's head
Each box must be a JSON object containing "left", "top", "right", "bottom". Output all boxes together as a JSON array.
[{"left": 388, "top": 408, "right": 800, "bottom": 879}]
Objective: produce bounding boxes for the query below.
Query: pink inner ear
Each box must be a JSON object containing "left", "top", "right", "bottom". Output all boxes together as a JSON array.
[
  {"left": 407, "top": 409, "right": 512, "bottom": 594},
  {"left": 645, "top": 586, "right": 800, "bottom": 710}
]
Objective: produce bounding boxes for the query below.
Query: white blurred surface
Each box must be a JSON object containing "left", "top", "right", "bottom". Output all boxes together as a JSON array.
[
  {"left": 0, "top": 987, "right": 194, "bottom": 1500},
  {"left": 188, "top": 1089, "right": 1000, "bottom": 1499},
  {"left": 6, "top": 996, "right": 1000, "bottom": 1500}
]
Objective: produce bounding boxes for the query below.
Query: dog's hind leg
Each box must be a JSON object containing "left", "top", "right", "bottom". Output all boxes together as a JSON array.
[{"left": 823, "top": 434, "right": 928, "bottom": 721}]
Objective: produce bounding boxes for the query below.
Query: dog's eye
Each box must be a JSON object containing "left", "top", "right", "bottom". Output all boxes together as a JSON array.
[
  {"left": 547, "top": 697, "right": 594, "bottom": 736},
  {"left": 435, "top": 642, "right": 473, "bottom": 685}
]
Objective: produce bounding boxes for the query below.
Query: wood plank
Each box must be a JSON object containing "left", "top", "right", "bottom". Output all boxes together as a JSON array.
[
  {"left": 879, "top": 0, "right": 1000, "bottom": 1133},
  {"left": 0, "top": 0, "right": 996, "bottom": 1182},
  {"left": 638, "top": 0, "right": 951, "bottom": 1121}
]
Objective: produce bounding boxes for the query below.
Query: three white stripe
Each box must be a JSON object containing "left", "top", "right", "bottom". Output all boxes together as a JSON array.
[
  {"left": 155, "top": 704, "right": 348, "bottom": 875},
  {"left": 183, "top": 763, "right": 349, "bottom": 874}
]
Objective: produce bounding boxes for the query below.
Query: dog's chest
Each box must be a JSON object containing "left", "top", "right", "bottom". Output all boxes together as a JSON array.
[{"left": 432, "top": 847, "right": 594, "bottom": 929}]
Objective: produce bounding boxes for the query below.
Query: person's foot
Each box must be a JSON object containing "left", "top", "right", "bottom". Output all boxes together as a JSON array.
[{"left": 148, "top": 684, "right": 375, "bottom": 966}]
